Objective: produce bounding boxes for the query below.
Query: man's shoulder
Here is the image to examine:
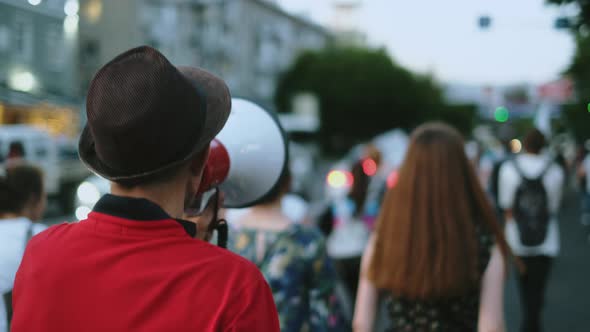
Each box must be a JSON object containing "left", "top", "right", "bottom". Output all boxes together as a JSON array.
[
  {"left": 188, "top": 240, "right": 264, "bottom": 280},
  {"left": 27, "top": 222, "right": 76, "bottom": 247}
]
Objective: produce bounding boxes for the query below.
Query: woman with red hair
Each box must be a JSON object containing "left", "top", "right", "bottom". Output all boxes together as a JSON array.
[{"left": 353, "top": 123, "right": 513, "bottom": 332}]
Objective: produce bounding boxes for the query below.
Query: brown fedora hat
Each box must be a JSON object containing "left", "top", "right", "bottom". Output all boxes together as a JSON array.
[{"left": 79, "top": 46, "right": 231, "bottom": 181}]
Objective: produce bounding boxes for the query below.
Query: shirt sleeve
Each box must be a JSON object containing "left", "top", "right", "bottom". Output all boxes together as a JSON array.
[
  {"left": 306, "top": 237, "right": 348, "bottom": 331},
  {"left": 498, "top": 162, "right": 518, "bottom": 210},
  {"left": 546, "top": 164, "right": 565, "bottom": 213},
  {"left": 226, "top": 273, "right": 280, "bottom": 332}
]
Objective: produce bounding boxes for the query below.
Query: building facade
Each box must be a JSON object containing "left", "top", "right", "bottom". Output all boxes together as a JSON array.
[
  {"left": 78, "top": 0, "right": 331, "bottom": 105},
  {"left": 0, "top": 0, "right": 81, "bottom": 136}
]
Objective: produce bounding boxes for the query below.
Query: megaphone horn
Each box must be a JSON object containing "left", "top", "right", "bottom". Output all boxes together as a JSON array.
[
  {"left": 197, "top": 139, "right": 230, "bottom": 194},
  {"left": 197, "top": 98, "right": 288, "bottom": 209}
]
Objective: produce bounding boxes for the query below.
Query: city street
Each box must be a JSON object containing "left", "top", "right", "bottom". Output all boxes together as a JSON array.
[
  {"left": 505, "top": 190, "right": 590, "bottom": 332},
  {"left": 43, "top": 189, "right": 590, "bottom": 331}
]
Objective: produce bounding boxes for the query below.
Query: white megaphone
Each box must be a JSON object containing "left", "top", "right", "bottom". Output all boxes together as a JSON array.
[{"left": 197, "top": 98, "right": 289, "bottom": 209}]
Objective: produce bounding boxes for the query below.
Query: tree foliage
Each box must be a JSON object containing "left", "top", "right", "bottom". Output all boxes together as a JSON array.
[
  {"left": 275, "top": 47, "right": 448, "bottom": 149},
  {"left": 547, "top": 0, "right": 590, "bottom": 29},
  {"left": 562, "top": 103, "right": 590, "bottom": 143},
  {"left": 547, "top": 0, "right": 590, "bottom": 143}
]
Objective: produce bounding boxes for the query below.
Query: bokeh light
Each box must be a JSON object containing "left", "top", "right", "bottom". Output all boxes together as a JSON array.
[
  {"left": 494, "top": 106, "right": 509, "bottom": 123},
  {"left": 327, "top": 170, "right": 354, "bottom": 189},
  {"left": 510, "top": 139, "right": 522, "bottom": 153},
  {"left": 387, "top": 171, "right": 399, "bottom": 189},
  {"left": 64, "top": 0, "right": 80, "bottom": 16},
  {"left": 362, "top": 158, "right": 378, "bottom": 176},
  {"left": 75, "top": 206, "right": 91, "bottom": 221}
]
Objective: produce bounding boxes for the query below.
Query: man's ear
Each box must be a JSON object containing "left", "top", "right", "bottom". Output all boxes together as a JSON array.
[{"left": 188, "top": 148, "right": 210, "bottom": 191}]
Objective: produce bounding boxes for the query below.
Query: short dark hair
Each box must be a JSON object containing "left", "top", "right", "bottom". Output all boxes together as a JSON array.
[
  {"left": 0, "top": 164, "right": 44, "bottom": 214},
  {"left": 113, "top": 148, "right": 208, "bottom": 188},
  {"left": 523, "top": 129, "right": 546, "bottom": 154},
  {"left": 8, "top": 141, "right": 25, "bottom": 158},
  {"left": 258, "top": 168, "right": 291, "bottom": 205}
]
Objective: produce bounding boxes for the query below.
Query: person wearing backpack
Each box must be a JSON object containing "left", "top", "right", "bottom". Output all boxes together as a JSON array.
[
  {"left": 498, "top": 128, "right": 565, "bottom": 332},
  {"left": 0, "top": 164, "right": 47, "bottom": 332}
]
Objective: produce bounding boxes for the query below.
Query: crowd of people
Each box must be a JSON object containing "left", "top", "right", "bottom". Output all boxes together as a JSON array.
[{"left": 0, "top": 46, "right": 584, "bottom": 332}]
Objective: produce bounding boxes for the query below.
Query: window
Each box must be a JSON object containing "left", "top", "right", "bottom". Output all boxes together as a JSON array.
[
  {"left": 46, "top": 23, "right": 65, "bottom": 71},
  {"left": 13, "top": 17, "right": 33, "bottom": 62},
  {"left": 0, "top": 25, "right": 9, "bottom": 52}
]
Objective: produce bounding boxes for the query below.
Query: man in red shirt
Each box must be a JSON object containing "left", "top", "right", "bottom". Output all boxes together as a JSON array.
[{"left": 11, "top": 46, "right": 280, "bottom": 331}]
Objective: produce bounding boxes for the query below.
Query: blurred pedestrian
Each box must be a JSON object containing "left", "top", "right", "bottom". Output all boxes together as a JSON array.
[
  {"left": 354, "top": 123, "right": 512, "bottom": 332},
  {"left": 488, "top": 131, "right": 515, "bottom": 225},
  {"left": 326, "top": 161, "right": 371, "bottom": 308},
  {"left": 10, "top": 46, "right": 279, "bottom": 332},
  {"left": 229, "top": 169, "right": 349, "bottom": 332},
  {"left": 5, "top": 142, "right": 25, "bottom": 168},
  {"left": 499, "top": 128, "right": 564, "bottom": 332},
  {"left": 224, "top": 169, "right": 311, "bottom": 227},
  {"left": 0, "top": 164, "right": 47, "bottom": 332},
  {"left": 578, "top": 141, "right": 590, "bottom": 226}
]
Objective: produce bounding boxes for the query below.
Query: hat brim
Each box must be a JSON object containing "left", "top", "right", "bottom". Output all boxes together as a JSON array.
[{"left": 79, "top": 67, "right": 231, "bottom": 181}]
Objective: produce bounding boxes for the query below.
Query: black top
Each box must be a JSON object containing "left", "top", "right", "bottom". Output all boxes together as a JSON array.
[{"left": 386, "top": 225, "right": 494, "bottom": 332}]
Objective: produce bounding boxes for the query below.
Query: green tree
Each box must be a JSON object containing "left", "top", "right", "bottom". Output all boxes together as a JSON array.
[
  {"left": 562, "top": 103, "right": 590, "bottom": 143},
  {"left": 547, "top": 0, "right": 590, "bottom": 29},
  {"left": 275, "top": 47, "right": 447, "bottom": 150},
  {"left": 547, "top": 0, "right": 590, "bottom": 142}
]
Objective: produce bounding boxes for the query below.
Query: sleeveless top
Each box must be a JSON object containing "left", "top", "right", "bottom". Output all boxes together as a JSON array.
[
  {"left": 386, "top": 225, "right": 494, "bottom": 332},
  {"left": 229, "top": 224, "right": 349, "bottom": 332}
]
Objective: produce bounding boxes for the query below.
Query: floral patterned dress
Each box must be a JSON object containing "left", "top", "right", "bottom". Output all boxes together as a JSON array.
[
  {"left": 386, "top": 226, "right": 495, "bottom": 332},
  {"left": 229, "top": 224, "right": 348, "bottom": 332}
]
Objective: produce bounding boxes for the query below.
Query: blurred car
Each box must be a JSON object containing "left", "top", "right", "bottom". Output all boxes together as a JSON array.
[{"left": 325, "top": 129, "right": 409, "bottom": 201}]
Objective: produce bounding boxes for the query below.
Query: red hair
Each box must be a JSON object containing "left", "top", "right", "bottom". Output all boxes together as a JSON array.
[{"left": 368, "top": 123, "right": 511, "bottom": 299}]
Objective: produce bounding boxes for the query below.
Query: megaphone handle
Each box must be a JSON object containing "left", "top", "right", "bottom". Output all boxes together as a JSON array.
[
  {"left": 211, "top": 188, "right": 229, "bottom": 249},
  {"left": 216, "top": 221, "right": 228, "bottom": 248}
]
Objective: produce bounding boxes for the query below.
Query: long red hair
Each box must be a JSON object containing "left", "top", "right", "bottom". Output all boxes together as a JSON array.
[{"left": 368, "top": 123, "right": 511, "bottom": 299}]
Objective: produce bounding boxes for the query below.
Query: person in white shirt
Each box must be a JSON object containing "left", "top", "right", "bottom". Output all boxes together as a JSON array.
[
  {"left": 499, "top": 129, "right": 564, "bottom": 332},
  {"left": 577, "top": 146, "right": 590, "bottom": 225},
  {"left": 0, "top": 164, "right": 47, "bottom": 332}
]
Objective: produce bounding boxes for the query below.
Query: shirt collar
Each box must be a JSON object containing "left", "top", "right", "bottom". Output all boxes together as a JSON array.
[{"left": 93, "top": 194, "right": 197, "bottom": 237}]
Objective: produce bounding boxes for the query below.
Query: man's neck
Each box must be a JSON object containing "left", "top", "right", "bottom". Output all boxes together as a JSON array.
[{"left": 110, "top": 183, "right": 185, "bottom": 219}]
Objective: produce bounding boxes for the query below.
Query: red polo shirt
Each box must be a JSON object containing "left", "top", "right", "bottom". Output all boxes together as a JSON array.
[{"left": 11, "top": 195, "right": 279, "bottom": 332}]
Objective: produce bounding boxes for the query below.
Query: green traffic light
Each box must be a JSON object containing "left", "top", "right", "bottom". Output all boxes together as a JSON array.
[
  {"left": 495, "top": 106, "right": 509, "bottom": 122},
  {"left": 587, "top": 103, "right": 590, "bottom": 113}
]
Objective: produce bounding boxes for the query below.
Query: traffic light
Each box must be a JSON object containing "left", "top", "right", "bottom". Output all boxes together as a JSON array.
[
  {"left": 478, "top": 16, "right": 492, "bottom": 29},
  {"left": 494, "top": 106, "right": 509, "bottom": 123}
]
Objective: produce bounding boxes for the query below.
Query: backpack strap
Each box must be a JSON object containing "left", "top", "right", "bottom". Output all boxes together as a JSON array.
[
  {"left": 510, "top": 157, "right": 531, "bottom": 181},
  {"left": 511, "top": 156, "right": 554, "bottom": 182}
]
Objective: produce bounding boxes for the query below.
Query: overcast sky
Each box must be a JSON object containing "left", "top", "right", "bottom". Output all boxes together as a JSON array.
[{"left": 278, "top": 0, "right": 576, "bottom": 86}]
